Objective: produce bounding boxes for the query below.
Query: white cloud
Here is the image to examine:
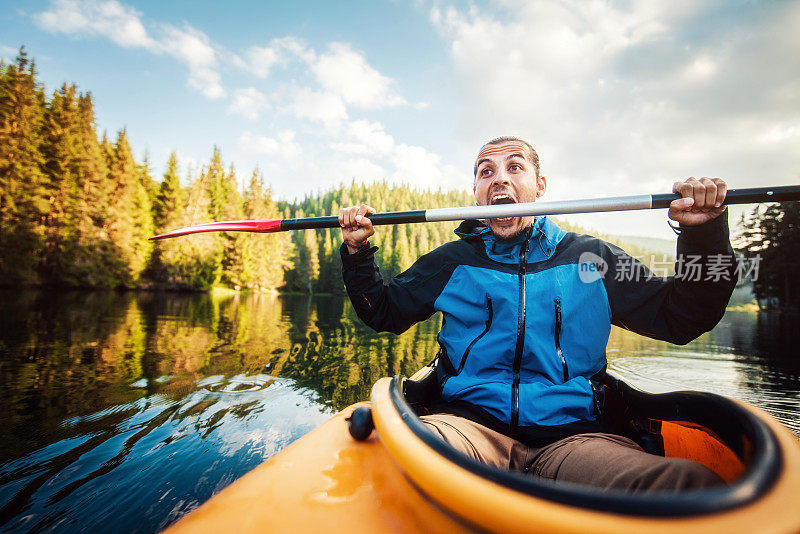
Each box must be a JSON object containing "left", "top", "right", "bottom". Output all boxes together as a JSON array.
[
  {"left": 757, "top": 124, "right": 800, "bottom": 145},
  {"left": 391, "top": 143, "right": 466, "bottom": 190},
  {"left": 235, "top": 39, "right": 406, "bottom": 123},
  {"left": 339, "top": 158, "right": 386, "bottom": 181},
  {"left": 276, "top": 36, "right": 316, "bottom": 63},
  {"left": 240, "top": 130, "right": 301, "bottom": 161},
  {"left": 238, "top": 40, "right": 407, "bottom": 129},
  {"left": 329, "top": 120, "right": 394, "bottom": 156},
  {"left": 347, "top": 119, "right": 395, "bottom": 155},
  {"left": 234, "top": 45, "right": 280, "bottom": 79},
  {"left": 159, "top": 24, "right": 224, "bottom": 99},
  {"left": 329, "top": 142, "right": 370, "bottom": 155},
  {"left": 0, "top": 44, "right": 18, "bottom": 59},
  {"left": 429, "top": 0, "right": 800, "bottom": 236},
  {"left": 34, "top": 0, "right": 155, "bottom": 49},
  {"left": 229, "top": 87, "right": 269, "bottom": 120},
  {"left": 682, "top": 55, "right": 717, "bottom": 83},
  {"left": 328, "top": 119, "right": 467, "bottom": 190},
  {"left": 34, "top": 0, "right": 224, "bottom": 99},
  {"left": 290, "top": 88, "right": 348, "bottom": 129},
  {"left": 233, "top": 37, "right": 314, "bottom": 78},
  {"left": 311, "top": 43, "right": 405, "bottom": 109},
  {"left": 234, "top": 116, "right": 469, "bottom": 200}
]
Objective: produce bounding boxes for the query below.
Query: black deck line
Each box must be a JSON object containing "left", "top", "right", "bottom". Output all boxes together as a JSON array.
[
  {"left": 651, "top": 185, "right": 800, "bottom": 209},
  {"left": 281, "top": 210, "right": 427, "bottom": 230},
  {"left": 387, "top": 375, "right": 783, "bottom": 517}
]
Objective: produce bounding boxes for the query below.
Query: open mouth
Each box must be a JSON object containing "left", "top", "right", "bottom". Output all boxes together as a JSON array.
[{"left": 490, "top": 194, "right": 516, "bottom": 223}]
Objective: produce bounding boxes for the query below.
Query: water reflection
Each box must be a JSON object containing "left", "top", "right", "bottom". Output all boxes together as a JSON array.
[
  {"left": 0, "top": 290, "right": 798, "bottom": 532},
  {"left": 0, "top": 290, "right": 441, "bottom": 532},
  {"left": 606, "top": 310, "right": 800, "bottom": 436}
]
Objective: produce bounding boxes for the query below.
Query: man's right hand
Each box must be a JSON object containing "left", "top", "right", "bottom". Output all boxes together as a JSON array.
[{"left": 339, "top": 204, "right": 376, "bottom": 254}]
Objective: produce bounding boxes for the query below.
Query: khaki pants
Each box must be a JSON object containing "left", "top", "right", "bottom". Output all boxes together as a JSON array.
[{"left": 420, "top": 413, "right": 722, "bottom": 492}]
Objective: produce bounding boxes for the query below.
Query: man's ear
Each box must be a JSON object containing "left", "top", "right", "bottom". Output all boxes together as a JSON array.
[{"left": 537, "top": 175, "right": 547, "bottom": 197}]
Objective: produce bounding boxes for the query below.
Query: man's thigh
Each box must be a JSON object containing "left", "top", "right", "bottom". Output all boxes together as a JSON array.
[
  {"left": 529, "top": 433, "right": 723, "bottom": 491},
  {"left": 419, "top": 413, "right": 531, "bottom": 470}
]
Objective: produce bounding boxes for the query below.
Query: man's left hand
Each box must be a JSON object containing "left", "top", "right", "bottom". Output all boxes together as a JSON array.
[{"left": 668, "top": 177, "right": 727, "bottom": 227}]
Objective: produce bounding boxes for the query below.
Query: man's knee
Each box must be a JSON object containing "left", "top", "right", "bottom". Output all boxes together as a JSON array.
[
  {"left": 419, "top": 415, "right": 481, "bottom": 460},
  {"left": 419, "top": 414, "right": 522, "bottom": 470},
  {"left": 530, "top": 433, "right": 724, "bottom": 492},
  {"left": 639, "top": 457, "right": 723, "bottom": 491}
]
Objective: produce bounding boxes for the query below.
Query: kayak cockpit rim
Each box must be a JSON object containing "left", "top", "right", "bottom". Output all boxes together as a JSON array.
[{"left": 387, "top": 375, "right": 783, "bottom": 517}]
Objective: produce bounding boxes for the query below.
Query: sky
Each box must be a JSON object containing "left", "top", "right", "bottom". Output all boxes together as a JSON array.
[{"left": 1, "top": 0, "right": 798, "bottom": 239}]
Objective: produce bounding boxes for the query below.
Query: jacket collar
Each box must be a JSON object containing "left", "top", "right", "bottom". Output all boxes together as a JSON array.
[{"left": 454, "top": 216, "right": 566, "bottom": 264}]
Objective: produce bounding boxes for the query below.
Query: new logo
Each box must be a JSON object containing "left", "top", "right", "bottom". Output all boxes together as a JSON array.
[{"left": 578, "top": 252, "right": 608, "bottom": 283}]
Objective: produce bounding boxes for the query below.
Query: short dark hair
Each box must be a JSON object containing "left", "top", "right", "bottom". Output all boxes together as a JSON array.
[{"left": 474, "top": 136, "right": 540, "bottom": 178}]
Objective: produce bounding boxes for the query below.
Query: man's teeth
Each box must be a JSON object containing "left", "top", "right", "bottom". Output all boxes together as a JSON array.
[
  {"left": 491, "top": 194, "right": 513, "bottom": 203},
  {"left": 489, "top": 193, "right": 516, "bottom": 222}
]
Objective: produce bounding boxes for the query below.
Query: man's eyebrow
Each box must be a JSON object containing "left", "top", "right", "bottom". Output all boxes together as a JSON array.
[{"left": 476, "top": 152, "right": 527, "bottom": 170}]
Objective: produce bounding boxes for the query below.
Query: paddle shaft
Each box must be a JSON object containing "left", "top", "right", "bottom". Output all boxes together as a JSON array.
[
  {"left": 150, "top": 185, "right": 800, "bottom": 239},
  {"left": 282, "top": 185, "right": 800, "bottom": 229}
]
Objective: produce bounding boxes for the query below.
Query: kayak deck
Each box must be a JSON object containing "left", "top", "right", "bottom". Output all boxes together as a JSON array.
[
  {"left": 164, "top": 402, "right": 468, "bottom": 533},
  {"left": 166, "top": 372, "right": 800, "bottom": 533},
  {"left": 373, "top": 375, "right": 800, "bottom": 533}
]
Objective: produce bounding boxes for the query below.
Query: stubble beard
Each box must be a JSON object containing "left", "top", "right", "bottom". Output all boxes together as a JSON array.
[{"left": 489, "top": 215, "right": 534, "bottom": 241}]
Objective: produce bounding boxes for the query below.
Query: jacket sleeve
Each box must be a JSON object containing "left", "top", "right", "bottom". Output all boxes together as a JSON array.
[
  {"left": 340, "top": 243, "right": 452, "bottom": 335},
  {"left": 600, "top": 211, "right": 737, "bottom": 345}
]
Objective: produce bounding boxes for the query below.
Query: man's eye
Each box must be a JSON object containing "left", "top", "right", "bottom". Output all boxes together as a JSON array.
[
  {"left": 480, "top": 168, "right": 492, "bottom": 177},
  {"left": 510, "top": 163, "right": 522, "bottom": 171}
]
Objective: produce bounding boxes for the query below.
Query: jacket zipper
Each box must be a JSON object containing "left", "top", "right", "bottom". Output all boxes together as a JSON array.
[
  {"left": 511, "top": 239, "right": 528, "bottom": 433},
  {"left": 554, "top": 298, "right": 569, "bottom": 382},
  {"left": 457, "top": 297, "right": 493, "bottom": 373}
]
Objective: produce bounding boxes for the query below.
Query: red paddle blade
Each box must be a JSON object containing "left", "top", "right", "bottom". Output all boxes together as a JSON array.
[{"left": 150, "top": 219, "right": 282, "bottom": 240}]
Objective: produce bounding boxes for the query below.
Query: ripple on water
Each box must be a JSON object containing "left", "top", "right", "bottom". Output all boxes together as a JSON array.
[
  {"left": 0, "top": 374, "right": 333, "bottom": 533},
  {"left": 608, "top": 351, "right": 800, "bottom": 436}
]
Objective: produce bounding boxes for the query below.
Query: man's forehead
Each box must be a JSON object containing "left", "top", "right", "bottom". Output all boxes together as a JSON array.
[{"left": 476, "top": 142, "right": 529, "bottom": 163}]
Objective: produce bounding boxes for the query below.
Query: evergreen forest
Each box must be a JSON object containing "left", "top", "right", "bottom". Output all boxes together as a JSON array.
[
  {"left": 1, "top": 49, "right": 740, "bottom": 295},
  {"left": 0, "top": 49, "right": 476, "bottom": 292},
  {"left": 737, "top": 202, "right": 800, "bottom": 309}
]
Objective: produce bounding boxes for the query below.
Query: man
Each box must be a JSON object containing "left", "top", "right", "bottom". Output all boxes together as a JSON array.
[{"left": 338, "top": 137, "right": 736, "bottom": 491}]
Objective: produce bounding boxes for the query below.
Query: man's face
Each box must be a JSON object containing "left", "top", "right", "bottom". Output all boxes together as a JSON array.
[{"left": 473, "top": 141, "right": 546, "bottom": 240}]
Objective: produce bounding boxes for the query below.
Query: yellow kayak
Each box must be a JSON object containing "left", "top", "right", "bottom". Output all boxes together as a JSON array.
[{"left": 166, "top": 366, "right": 800, "bottom": 533}]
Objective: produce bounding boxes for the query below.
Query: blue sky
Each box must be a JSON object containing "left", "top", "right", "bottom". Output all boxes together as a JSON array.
[{"left": 2, "top": 0, "right": 799, "bottom": 238}]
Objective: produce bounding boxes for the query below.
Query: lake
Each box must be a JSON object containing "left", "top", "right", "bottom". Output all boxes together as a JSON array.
[{"left": 0, "top": 289, "right": 798, "bottom": 532}]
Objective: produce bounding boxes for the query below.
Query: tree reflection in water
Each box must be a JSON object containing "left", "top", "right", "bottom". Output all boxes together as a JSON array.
[
  {"left": 0, "top": 290, "right": 440, "bottom": 532},
  {"left": 0, "top": 289, "right": 797, "bottom": 532}
]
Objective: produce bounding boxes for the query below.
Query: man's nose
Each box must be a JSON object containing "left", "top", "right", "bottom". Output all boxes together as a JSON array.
[{"left": 491, "top": 168, "right": 510, "bottom": 187}]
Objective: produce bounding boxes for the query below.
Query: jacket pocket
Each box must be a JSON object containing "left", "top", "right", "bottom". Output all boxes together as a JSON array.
[
  {"left": 457, "top": 296, "right": 493, "bottom": 374},
  {"left": 554, "top": 298, "right": 569, "bottom": 382}
]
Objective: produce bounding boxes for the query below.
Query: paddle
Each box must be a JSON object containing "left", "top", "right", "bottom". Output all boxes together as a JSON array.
[{"left": 150, "top": 185, "right": 800, "bottom": 240}]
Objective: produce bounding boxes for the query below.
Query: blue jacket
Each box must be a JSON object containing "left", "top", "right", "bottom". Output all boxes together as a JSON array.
[{"left": 342, "top": 214, "right": 736, "bottom": 444}]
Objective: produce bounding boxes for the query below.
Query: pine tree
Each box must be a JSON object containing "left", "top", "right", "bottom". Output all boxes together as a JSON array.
[
  {"left": 205, "top": 147, "right": 232, "bottom": 221},
  {"left": 0, "top": 48, "right": 48, "bottom": 284},
  {"left": 153, "top": 152, "right": 183, "bottom": 230},
  {"left": 74, "top": 92, "right": 118, "bottom": 286},
  {"left": 152, "top": 159, "right": 221, "bottom": 289},
  {"left": 294, "top": 227, "right": 319, "bottom": 293},
  {"left": 316, "top": 229, "right": 336, "bottom": 293},
  {"left": 5, "top": 49, "right": 681, "bottom": 293},
  {"left": 139, "top": 151, "right": 160, "bottom": 211},
  {"left": 200, "top": 150, "right": 246, "bottom": 288},
  {"left": 106, "top": 130, "right": 153, "bottom": 286},
  {"left": 243, "top": 170, "right": 291, "bottom": 291},
  {"left": 40, "top": 83, "right": 84, "bottom": 283},
  {"left": 738, "top": 201, "right": 800, "bottom": 309}
]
